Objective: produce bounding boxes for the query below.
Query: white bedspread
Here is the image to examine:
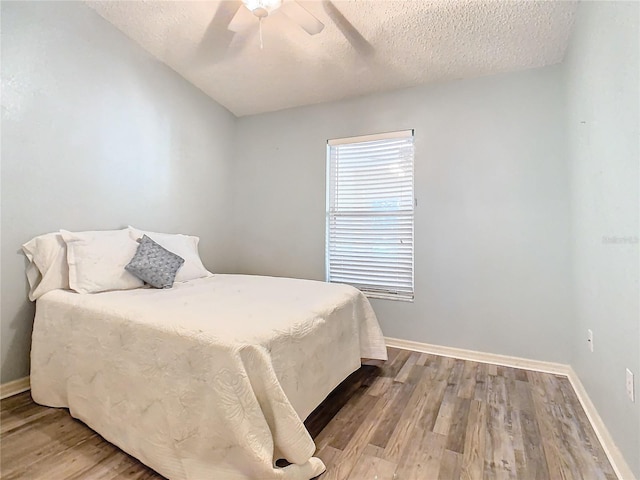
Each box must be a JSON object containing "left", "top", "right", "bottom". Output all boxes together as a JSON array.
[{"left": 30, "top": 274, "right": 387, "bottom": 480}]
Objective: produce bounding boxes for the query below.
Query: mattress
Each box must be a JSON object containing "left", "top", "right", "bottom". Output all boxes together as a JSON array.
[{"left": 30, "top": 274, "right": 387, "bottom": 480}]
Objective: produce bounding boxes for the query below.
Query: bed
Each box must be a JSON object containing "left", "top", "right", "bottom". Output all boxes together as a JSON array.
[{"left": 30, "top": 273, "right": 387, "bottom": 480}]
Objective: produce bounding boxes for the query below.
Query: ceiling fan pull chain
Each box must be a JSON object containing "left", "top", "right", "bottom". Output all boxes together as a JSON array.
[{"left": 259, "top": 17, "right": 264, "bottom": 50}]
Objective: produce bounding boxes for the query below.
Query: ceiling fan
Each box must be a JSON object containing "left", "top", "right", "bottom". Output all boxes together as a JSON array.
[
  {"left": 233, "top": 0, "right": 325, "bottom": 37},
  {"left": 197, "top": 0, "right": 373, "bottom": 61}
]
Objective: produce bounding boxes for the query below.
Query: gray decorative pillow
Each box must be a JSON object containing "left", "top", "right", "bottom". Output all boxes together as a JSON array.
[{"left": 125, "top": 235, "right": 185, "bottom": 289}]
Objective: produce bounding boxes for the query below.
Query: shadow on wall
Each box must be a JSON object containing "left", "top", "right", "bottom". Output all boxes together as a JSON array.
[{"left": 2, "top": 254, "right": 36, "bottom": 381}]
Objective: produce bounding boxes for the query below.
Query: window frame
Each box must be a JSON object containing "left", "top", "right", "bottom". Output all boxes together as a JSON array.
[{"left": 325, "top": 129, "right": 415, "bottom": 302}]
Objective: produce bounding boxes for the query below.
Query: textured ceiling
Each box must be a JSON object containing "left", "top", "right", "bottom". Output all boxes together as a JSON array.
[{"left": 87, "top": 0, "right": 577, "bottom": 117}]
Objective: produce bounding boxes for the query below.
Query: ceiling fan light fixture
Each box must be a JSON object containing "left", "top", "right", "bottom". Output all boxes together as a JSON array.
[{"left": 242, "top": 0, "right": 282, "bottom": 17}]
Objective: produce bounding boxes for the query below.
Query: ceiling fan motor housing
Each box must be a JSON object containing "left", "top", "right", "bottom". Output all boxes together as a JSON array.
[{"left": 243, "top": 0, "right": 282, "bottom": 18}]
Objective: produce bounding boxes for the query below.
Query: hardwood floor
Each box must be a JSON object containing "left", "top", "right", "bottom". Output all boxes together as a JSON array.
[{"left": 0, "top": 347, "right": 616, "bottom": 479}]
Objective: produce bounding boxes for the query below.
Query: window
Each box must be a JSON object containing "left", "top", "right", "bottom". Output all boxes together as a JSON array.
[{"left": 326, "top": 130, "right": 415, "bottom": 301}]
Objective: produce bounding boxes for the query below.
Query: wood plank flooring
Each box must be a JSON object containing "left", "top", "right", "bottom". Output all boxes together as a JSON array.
[{"left": 0, "top": 347, "right": 616, "bottom": 479}]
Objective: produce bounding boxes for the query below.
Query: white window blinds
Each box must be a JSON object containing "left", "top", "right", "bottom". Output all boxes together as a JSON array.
[{"left": 326, "top": 130, "right": 415, "bottom": 301}]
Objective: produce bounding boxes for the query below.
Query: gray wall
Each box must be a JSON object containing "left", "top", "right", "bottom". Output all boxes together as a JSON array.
[
  {"left": 564, "top": 1, "right": 640, "bottom": 476},
  {"left": 0, "top": 1, "right": 236, "bottom": 383},
  {"left": 233, "top": 66, "right": 574, "bottom": 364}
]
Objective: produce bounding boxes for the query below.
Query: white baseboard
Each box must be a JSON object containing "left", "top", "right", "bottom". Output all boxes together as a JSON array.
[
  {"left": 384, "top": 336, "right": 636, "bottom": 480},
  {"left": 566, "top": 367, "right": 637, "bottom": 480},
  {"left": 0, "top": 376, "right": 30, "bottom": 400},
  {"left": 384, "top": 336, "right": 570, "bottom": 375}
]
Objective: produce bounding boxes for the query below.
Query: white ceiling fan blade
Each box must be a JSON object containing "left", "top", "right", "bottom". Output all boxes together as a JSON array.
[
  {"left": 280, "top": 0, "right": 325, "bottom": 35},
  {"left": 195, "top": 1, "right": 241, "bottom": 63},
  {"left": 228, "top": 3, "right": 256, "bottom": 33},
  {"left": 322, "top": 0, "right": 373, "bottom": 57}
]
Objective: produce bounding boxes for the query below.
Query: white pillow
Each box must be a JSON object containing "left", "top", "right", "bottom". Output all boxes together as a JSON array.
[
  {"left": 22, "top": 232, "right": 70, "bottom": 301},
  {"left": 61, "top": 229, "right": 144, "bottom": 294},
  {"left": 128, "top": 227, "right": 211, "bottom": 282}
]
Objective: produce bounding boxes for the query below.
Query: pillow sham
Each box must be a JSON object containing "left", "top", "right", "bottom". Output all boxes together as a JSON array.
[
  {"left": 125, "top": 235, "right": 185, "bottom": 289},
  {"left": 22, "top": 232, "right": 70, "bottom": 301},
  {"left": 61, "top": 229, "right": 144, "bottom": 294},
  {"left": 128, "top": 227, "right": 211, "bottom": 282}
]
